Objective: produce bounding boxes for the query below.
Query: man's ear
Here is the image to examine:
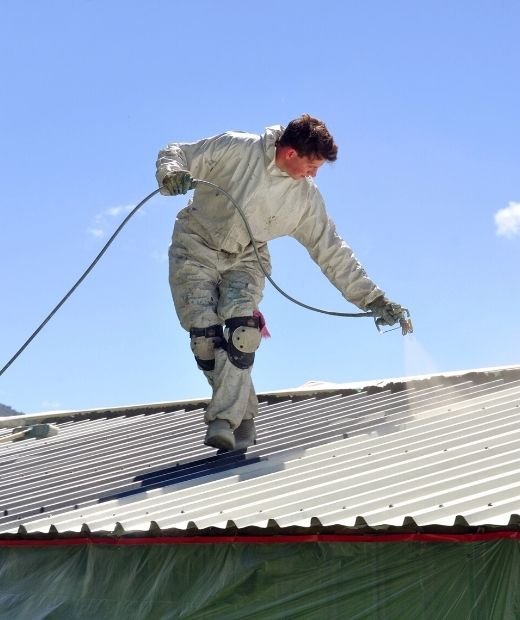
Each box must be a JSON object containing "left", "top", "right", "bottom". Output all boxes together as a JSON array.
[{"left": 285, "top": 148, "right": 298, "bottom": 160}]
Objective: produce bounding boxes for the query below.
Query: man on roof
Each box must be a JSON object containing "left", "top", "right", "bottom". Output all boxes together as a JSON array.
[{"left": 156, "top": 114, "right": 405, "bottom": 453}]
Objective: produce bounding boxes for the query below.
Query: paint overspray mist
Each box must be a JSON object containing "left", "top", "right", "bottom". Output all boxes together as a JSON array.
[{"left": 403, "top": 333, "right": 439, "bottom": 377}]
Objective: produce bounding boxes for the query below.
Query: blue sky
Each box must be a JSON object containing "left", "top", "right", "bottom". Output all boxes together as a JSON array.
[{"left": 1, "top": 1, "right": 519, "bottom": 414}]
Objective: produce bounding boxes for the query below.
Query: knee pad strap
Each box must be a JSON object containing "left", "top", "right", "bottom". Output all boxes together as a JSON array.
[
  {"left": 189, "top": 325, "right": 224, "bottom": 371},
  {"left": 225, "top": 316, "right": 261, "bottom": 369}
]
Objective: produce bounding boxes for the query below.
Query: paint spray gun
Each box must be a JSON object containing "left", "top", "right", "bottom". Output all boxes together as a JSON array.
[{"left": 375, "top": 307, "right": 414, "bottom": 336}]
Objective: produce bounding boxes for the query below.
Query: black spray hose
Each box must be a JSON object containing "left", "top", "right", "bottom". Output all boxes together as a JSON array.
[
  {"left": 194, "top": 179, "right": 373, "bottom": 318},
  {"left": 0, "top": 188, "right": 161, "bottom": 378},
  {"left": 0, "top": 180, "right": 378, "bottom": 378}
]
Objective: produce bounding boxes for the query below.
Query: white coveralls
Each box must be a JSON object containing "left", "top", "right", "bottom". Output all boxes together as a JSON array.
[{"left": 156, "top": 125, "right": 385, "bottom": 430}]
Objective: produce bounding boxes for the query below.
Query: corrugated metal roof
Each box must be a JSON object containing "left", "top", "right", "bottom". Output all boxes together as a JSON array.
[{"left": 1, "top": 366, "right": 520, "bottom": 537}]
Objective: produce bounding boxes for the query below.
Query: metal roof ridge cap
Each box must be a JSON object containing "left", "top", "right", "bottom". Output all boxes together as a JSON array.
[
  {"left": 3, "top": 365, "right": 519, "bottom": 428},
  {"left": 0, "top": 397, "right": 212, "bottom": 427},
  {"left": 268, "top": 365, "right": 520, "bottom": 398}
]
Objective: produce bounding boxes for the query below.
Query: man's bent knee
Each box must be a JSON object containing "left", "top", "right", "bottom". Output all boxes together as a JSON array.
[
  {"left": 190, "top": 325, "right": 225, "bottom": 371},
  {"left": 225, "top": 316, "right": 261, "bottom": 369}
]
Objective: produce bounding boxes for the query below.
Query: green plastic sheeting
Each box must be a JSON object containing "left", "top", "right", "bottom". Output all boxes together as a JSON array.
[{"left": 1, "top": 539, "right": 519, "bottom": 619}]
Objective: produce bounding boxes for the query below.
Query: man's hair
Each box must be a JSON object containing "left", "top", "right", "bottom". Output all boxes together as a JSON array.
[{"left": 277, "top": 113, "right": 338, "bottom": 161}]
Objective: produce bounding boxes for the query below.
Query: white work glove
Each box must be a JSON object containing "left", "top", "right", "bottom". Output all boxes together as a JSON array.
[{"left": 162, "top": 171, "right": 195, "bottom": 196}]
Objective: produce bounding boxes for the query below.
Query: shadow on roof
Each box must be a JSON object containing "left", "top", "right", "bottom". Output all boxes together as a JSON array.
[{"left": 98, "top": 451, "right": 264, "bottom": 503}]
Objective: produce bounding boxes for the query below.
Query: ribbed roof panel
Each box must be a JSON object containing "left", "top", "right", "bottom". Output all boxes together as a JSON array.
[{"left": 1, "top": 368, "right": 520, "bottom": 535}]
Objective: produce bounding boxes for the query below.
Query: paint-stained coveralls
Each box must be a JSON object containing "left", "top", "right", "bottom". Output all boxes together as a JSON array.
[{"left": 156, "top": 125, "right": 386, "bottom": 448}]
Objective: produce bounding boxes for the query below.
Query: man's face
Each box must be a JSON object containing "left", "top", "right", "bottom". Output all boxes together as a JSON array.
[{"left": 277, "top": 148, "right": 326, "bottom": 180}]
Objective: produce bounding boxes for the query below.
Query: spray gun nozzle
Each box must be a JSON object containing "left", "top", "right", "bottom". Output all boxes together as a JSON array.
[{"left": 399, "top": 308, "right": 413, "bottom": 335}]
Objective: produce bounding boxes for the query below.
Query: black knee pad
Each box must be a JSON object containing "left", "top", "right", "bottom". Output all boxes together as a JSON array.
[
  {"left": 189, "top": 325, "right": 224, "bottom": 371},
  {"left": 225, "top": 316, "right": 261, "bottom": 369}
]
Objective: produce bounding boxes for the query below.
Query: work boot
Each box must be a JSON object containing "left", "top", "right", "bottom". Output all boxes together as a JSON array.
[
  {"left": 204, "top": 419, "right": 235, "bottom": 451},
  {"left": 234, "top": 418, "right": 257, "bottom": 451}
]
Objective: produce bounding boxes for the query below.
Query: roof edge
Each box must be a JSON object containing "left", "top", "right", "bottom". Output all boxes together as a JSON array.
[{"left": 2, "top": 520, "right": 520, "bottom": 544}]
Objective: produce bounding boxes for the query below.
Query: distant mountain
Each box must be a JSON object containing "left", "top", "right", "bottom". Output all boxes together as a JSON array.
[{"left": 0, "top": 403, "right": 24, "bottom": 416}]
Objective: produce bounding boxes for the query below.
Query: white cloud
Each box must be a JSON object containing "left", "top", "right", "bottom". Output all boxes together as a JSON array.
[
  {"left": 495, "top": 201, "right": 520, "bottom": 238},
  {"left": 87, "top": 227, "right": 105, "bottom": 238},
  {"left": 87, "top": 205, "right": 134, "bottom": 238},
  {"left": 105, "top": 205, "right": 133, "bottom": 218}
]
